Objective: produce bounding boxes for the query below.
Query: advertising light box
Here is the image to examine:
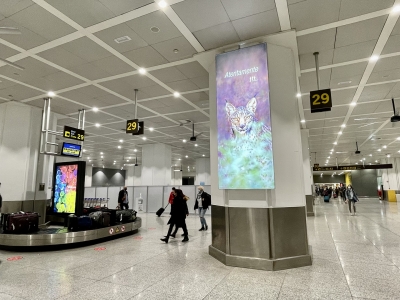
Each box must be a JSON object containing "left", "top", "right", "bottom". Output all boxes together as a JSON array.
[
  {"left": 216, "top": 43, "right": 275, "bottom": 189},
  {"left": 52, "top": 161, "right": 85, "bottom": 214}
]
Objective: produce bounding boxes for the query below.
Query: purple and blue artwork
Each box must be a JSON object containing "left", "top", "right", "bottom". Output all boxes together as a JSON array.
[{"left": 216, "top": 43, "right": 275, "bottom": 189}]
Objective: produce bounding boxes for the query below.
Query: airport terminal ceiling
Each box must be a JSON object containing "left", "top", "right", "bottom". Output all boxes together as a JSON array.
[{"left": 0, "top": 0, "right": 400, "bottom": 170}]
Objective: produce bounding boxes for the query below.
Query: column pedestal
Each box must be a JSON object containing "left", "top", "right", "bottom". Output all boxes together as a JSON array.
[{"left": 209, "top": 205, "right": 312, "bottom": 271}]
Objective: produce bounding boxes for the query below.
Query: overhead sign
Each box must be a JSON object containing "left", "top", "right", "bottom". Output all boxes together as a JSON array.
[
  {"left": 310, "top": 88, "right": 332, "bottom": 113},
  {"left": 132, "top": 121, "right": 144, "bottom": 135},
  {"left": 126, "top": 119, "right": 139, "bottom": 134},
  {"left": 313, "top": 164, "right": 392, "bottom": 171},
  {"left": 63, "top": 126, "right": 84, "bottom": 141},
  {"left": 61, "top": 142, "right": 81, "bottom": 157}
]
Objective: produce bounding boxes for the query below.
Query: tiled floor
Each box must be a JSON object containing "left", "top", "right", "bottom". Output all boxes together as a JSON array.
[{"left": 1, "top": 198, "right": 400, "bottom": 299}]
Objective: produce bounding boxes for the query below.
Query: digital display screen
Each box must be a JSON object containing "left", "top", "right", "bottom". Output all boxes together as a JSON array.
[
  {"left": 54, "top": 164, "right": 78, "bottom": 213},
  {"left": 216, "top": 43, "right": 274, "bottom": 189},
  {"left": 61, "top": 142, "right": 81, "bottom": 157}
]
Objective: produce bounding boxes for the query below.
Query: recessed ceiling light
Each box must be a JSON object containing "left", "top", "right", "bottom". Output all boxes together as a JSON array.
[
  {"left": 128, "top": 157, "right": 131, "bottom": 159},
  {"left": 127, "top": 160, "right": 129, "bottom": 162},
  {"left": 93, "top": 107, "right": 99, "bottom": 112},
  {"left": 118, "top": 146, "right": 121, "bottom": 149},
  {"left": 119, "top": 139, "right": 123, "bottom": 143},
  {"left": 173, "top": 49, "right": 179, "bottom": 54},
  {"left": 178, "top": 158, "right": 181, "bottom": 160},
  {"left": 383, "top": 145, "right": 387, "bottom": 149},
  {"left": 338, "top": 81, "right": 352, "bottom": 85},
  {"left": 158, "top": 0, "right": 167, "bottom": 8},
  {"left": 300, "top": 119, "right": 305, "bottom": 123},
  {"left": 47, "top": 91, "right": 55, "bottom": 97},
  {"left": 89, "top": 160, "right": 91, "bottom": 162},
  {"left": 101, "top": 156, "right": 103, "bottom": 158},
  {"left": 149, "top": 127, "right": 154, "bottom": 131},
  {"left": 331, "top": 149, "right": 334, "bottom": 151},
  {"left": 350, "top": 102, "right": 356, "bottom": 106},
  {"left": 370, "top": 55, "right": 379, "bottom": 62},
  {"left": 333, "top": 142, "right": 337, "bottom": 145},
  {"left": 150, "top": 26, "right": 160, "bottom": 33},
  {"left": 100, "top": 152, "right": 103, "bottom": 154},
  {"left": 174, "top": 92, "right": 180, "bottom": 97},
  {"left": 195, "top": 144, "right": 198, "bottom": 147},
  {"left": 142, "top": 137, "right": 147, "bottom": 140},
  {"left": 183, "top": 139, "right": 187, "bottom": 143},
  {"left": 393, "top": 5, "right": 400, "bottom": 13},
  {"left": 185, "top": 155, "right": 188, "bottom": 158},
  {"left": 83, "top": 149, "right": 87, "bottom": 152},
  {"left": 95, "top": 123, "right": 101, "bottom": 127},
  {"left": 341, "top": 124, "right": 346, "bottom": 128},
  {"left": 369, "top": 154, "right": 372, "bottom": 156},
  {"left": 202, "top": 154, "right": 205, "bottom": 157},
  {"left": 114, "top": 36, "right": 132, "bottom": 44},
  {"left": 338, "top": 131, "right": 342, "bottom": 135},
  {"left": 387, "top": 154, "right": 391, "bottom": 158},
  {"left": 296, "top": 93, "right": 301, "bottom": 98},
  {"left": 378, "top": 149, "right": 381, "bottom": 151},
  {"left": 134, "top": 149, "right": 137, "bottom": 152},
  {"left": 138, "top": 68, "right": 146, "bottom": 74},
  {"left": 355, "top": 163, "right": 358, "bottom": 165},
  {"left": 397, "top": 137, "right": 400, "bottom": 140},
  {"left": 113, "top": 162, "right": 116, "bottom": 165}
]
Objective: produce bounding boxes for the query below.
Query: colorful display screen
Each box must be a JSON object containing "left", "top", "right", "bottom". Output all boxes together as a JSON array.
[
  {"left": 216, "top": 43, "right": 275, "bottom": 189},
  {"left": 61, "top": 142, "right": 81, "bottom": 157},
  {"left": 53, "top": 164, "right": 78, "bottom": 213}
]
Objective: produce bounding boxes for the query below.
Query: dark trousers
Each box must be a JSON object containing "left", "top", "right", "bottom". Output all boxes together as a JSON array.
[
  {"left": 348, "top": 199, "right": 356, "bottom": 213},
  {"left": 120, "top": 203, "right": 129, "bottom": 210},
  {"left": 167, "top": 222, "right": 188, "bottom": 238}
]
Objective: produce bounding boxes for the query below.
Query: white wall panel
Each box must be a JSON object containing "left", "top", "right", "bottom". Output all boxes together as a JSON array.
[{"left": 147, "top": 186, "right": 163, "bottom": 213}]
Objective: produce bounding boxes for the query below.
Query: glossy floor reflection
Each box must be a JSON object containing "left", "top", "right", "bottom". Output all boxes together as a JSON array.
[{"left": 1, "top": 198, "right": 400, "bottom": 299}]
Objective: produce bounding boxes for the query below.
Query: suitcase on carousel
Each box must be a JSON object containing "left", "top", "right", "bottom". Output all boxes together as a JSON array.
[
  {"left": 89, "top": 211, "right": 111, "bottom": 228},
  {"left": 77, "top": 216, "right": 92, "bottom": 230},
  {"left": 116, "top": 209, "right": 137, "bottom": 223},
  {"left": 324, "top": 195, "right": 330, "bottom": 202},
  {"left": 2, "top": 212, "right": 39, "bottom": 233},
  {"left": 67, "top": 214, "right": 79, "bottom": 231},
  {"left": 100, "top": 208, "right": 117, "bottom": 226}
]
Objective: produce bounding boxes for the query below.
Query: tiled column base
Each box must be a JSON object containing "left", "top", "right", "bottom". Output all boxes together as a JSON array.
[
  {"left": 306, "top": 195, "right": 315, "bottom": 216},
  {"left": 209, "top": 205, "right": 312, "bottom": 271}
]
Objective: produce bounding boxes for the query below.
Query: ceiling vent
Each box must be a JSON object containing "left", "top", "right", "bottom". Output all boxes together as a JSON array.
[{"left": 114, "top": 36, "right": 132, "bottom": 44}]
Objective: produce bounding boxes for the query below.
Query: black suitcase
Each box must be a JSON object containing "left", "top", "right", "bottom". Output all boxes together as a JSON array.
[
  {"left": 89, "top": 211, "right": 111, "bottom": 228},
  {"left": 156, "top": 204, "right": 169, "bottom": 217},
  {"left": 116, "top": 209, "right": 137, "bottom": 223},
  {"left": 67, "top": 214, "right": 79, "bottom": 231},
  {"left": 100, "top": 208, "right": 117, "bottom": 225}
]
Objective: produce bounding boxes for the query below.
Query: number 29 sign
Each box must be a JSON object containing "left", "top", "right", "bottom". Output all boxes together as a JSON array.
[
  {"left": 310, "top": 88, "right": 332, "bottom": 113},
  {"left": 126, "top": 119, "right": 139, "bottom": 134}
]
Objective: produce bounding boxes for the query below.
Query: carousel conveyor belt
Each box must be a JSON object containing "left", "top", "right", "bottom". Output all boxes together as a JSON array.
[{"left": 0, "top": 217, "right": 142, "bottom": 248}]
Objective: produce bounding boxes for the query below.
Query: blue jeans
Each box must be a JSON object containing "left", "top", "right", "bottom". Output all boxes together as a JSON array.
[{"left": 199, "top": 207, "right": 207, "bottom": 228}]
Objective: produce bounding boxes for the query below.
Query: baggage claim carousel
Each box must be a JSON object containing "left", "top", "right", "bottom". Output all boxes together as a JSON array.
[{"left": 0, "top": 218, "right": 142, "bottom": 249}]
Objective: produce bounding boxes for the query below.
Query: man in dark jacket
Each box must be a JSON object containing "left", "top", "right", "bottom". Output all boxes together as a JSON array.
[
  {"left": 118, "top": 187, "right": 129, "bottom": 210},
  {"left": 194, "top": 186, "right": 211, "bottom": 231}
]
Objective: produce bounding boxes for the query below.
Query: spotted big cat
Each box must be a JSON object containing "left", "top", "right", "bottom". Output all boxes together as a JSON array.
[{"left": 225, "top": 97, "right": 271, "bottom": 144}]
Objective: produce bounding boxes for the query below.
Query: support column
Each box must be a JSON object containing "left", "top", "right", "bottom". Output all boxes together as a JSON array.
[
  {"left": 85, "top": 165, "right": 93, "bottom": 187},
  {"left": 195, "top": 157, "right": 210, "bottom": 185},
  {"left": 0, "top": 101, "right": 55, "bottom": 220},
  {"left": 171, "top": 170, "right": 182, "bottom": 185},
  {"left": 301, "top": 129, "right": 314, "bottom": 216},
  {"left": 141, "top": 144, "right": 172, "bottom": 185},
  {"left": 196, "top": 35, "right": 311, "bottom": 271},
  {"left": 125, "top": 165, "right": 142, "bottom": 186}
]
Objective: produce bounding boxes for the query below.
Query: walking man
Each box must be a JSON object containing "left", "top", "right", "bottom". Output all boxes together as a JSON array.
[{"left": 118, "top": 187, "right": 129, "bottom": 210}]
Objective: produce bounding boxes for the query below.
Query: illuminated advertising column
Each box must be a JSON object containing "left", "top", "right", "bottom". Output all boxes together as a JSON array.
[
  {"left": 216, "top": 44, "right": 274, "bottom": 190},
  {"left": 197, "top": 38, "right": 311, "bottom": 271}
]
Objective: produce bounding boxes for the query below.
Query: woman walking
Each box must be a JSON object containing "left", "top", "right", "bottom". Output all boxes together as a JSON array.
[
  {"left": 161, "top": 189, "right": 189, "bottom": 243},
  {"left": 345, "top": 185, "right": 359, "bottom": 216},
  {"left": 194, "top": 186, "right": 211, "bottom": 231}
]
